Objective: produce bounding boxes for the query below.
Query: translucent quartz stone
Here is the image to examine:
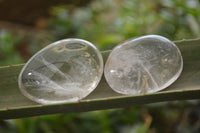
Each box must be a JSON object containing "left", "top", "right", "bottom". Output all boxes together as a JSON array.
[
  {"left": 104, "top": 35, "right": 183, "bottom": 95},
  {"left": 18, "top": 39, "right": 103, "bottom": 104}
]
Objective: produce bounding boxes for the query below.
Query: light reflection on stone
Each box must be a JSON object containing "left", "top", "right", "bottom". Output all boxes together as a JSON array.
[
  {"left": 18, "top": 39, "right": 103, "bottom": 104},
  {"left": 104, "top": 35, "right": 183, "bottom": 95}
]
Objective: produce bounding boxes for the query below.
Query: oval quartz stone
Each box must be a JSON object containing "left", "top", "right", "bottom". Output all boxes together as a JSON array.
[
  {"left": 104, "top": 35, "right": 183, "bottom": 95},
  {"left": 18, "top": 39, "right": 103, "bottom": 104}
]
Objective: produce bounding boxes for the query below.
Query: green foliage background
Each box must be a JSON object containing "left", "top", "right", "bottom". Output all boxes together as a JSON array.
[{"left": 0, "top": 0, "right": 200, "bottom": 133}]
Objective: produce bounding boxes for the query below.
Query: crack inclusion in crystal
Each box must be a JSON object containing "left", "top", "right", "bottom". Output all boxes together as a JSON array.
[
  {"left": 105, "top": 35, "right": 183, "bottom": 96},
  {"left": 40, "top": 56, "right": 73, "bottom": 81},
  {"left": 23, "top": 52, "right": 99, "bottom": 98},
  {"left": 23, "top": 70, "right": 84, "bottom": 98},
  {"left": 107, "top": 46, "right": 167, "bottom": 94},
  {"left": 110, "top": 61, "right": 159, "bottom": 94},
  {"left": 106, "top": 37, "right": 182, "bottom": 95},
  {"left": 139, "top": 61, "right": 159, "bottom": 93}
]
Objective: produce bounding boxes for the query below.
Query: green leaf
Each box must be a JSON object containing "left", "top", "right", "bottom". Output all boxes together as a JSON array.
[{"left": 0, "top": 38, "right": 200, "bottom": 120}]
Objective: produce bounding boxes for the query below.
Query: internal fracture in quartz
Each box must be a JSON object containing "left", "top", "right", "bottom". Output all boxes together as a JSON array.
[
  {"left": 104, "top": 35, "right": 183, "bottom": 95},
  {"left": 18, "top": 39, "right": 103, "bottom": 104}
]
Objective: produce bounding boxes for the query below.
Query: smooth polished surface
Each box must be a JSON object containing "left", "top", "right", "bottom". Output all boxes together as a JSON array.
[
  {"left": 104, "top": 35, "right": 183, "bottom": 95},
  {"left": 18, "top": 39, "right": 103, "bottom": 104},
  {"left": 0, "top": 38, "right": 200, "bottom": 119}
]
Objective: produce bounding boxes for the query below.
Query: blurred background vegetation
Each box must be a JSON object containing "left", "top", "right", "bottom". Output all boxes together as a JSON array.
[{"left": 0, "top": 0, "right": 200, "bottom": 132}]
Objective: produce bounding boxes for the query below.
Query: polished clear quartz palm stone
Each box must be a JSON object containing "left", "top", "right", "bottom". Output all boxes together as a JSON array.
[
  {"left": 104, "top": 35, "right": 183, "bottom": 95},
  {"left": 18, "top": 39, "right": 103, "bottom": 104}
]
